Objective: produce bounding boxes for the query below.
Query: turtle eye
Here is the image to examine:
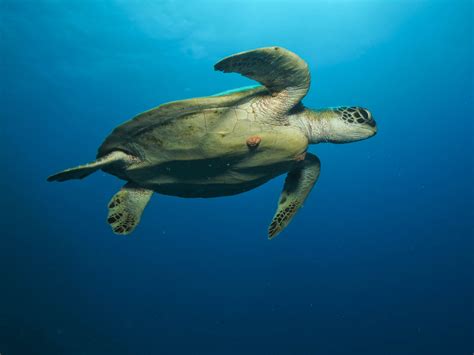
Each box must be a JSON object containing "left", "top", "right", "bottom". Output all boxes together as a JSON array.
[
  {"left": 354, "top": 108, "right": 375, "bottom": 126},
  {"left": 359, "top": 108, "right": 370, "bottom": 120}
]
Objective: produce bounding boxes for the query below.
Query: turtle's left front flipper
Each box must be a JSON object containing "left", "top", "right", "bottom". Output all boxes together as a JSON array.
[
  {"left": 107, "top": 183, "right": 153, "bottom": 235},
  {"left": 268, "top": 153, "right": 321, "bottom": 239}
]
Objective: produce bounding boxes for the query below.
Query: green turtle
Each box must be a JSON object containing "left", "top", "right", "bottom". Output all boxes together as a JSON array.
[{"left": 48, "top": 46, "right": 377, "bottom": 238}]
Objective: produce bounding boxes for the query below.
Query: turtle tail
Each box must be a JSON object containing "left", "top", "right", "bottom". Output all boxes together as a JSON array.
[{"left": 47, "top": 151, "right": 135, "bottom": 182}]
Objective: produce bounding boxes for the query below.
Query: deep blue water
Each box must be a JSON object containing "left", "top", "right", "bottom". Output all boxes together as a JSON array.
[{"left": 1, "top": 1, "right": 472, "bottom": 354}]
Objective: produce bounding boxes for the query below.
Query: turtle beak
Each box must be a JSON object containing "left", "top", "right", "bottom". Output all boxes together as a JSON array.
[
  {"left": 370, "top": 124, "right": 377, "bottom": 136},
  {"left": 360, "top": 122, "right": 377, "bottom": 140},
  {"left": 366, "top": 117, "right": 377, "bottom": 136}
]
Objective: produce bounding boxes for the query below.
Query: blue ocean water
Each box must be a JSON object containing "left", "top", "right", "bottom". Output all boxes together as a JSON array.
[{"left": 1, "top": 1, "right": 472, "bottom": 354}]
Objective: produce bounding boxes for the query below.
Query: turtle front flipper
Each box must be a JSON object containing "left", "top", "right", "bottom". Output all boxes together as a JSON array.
[
  {"left": 107, "top": 183, "right": 153, "bottom": 235},
  {"left": 214, "top": 46, "right": 310, "bottom": 120},
  {"left": 268, "top": 153, "right": 320, "bottom": 239}
]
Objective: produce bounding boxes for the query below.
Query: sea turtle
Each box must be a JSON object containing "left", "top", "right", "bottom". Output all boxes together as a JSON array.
[{"left": 48, "top": 46, "right": 377, "bottom": 238}]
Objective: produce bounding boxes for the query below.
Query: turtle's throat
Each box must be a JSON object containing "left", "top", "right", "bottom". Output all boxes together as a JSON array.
[{"left": 292, "top": 108, "right": 335, "bottom": 144}]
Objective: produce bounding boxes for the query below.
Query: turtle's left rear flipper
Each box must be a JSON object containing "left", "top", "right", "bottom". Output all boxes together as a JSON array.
[
  {"left": 107, "top": 183, "right": 153, "bottom": 235},
  {"left": 47, "top": 151, "right": 134, "bottom": 182}
]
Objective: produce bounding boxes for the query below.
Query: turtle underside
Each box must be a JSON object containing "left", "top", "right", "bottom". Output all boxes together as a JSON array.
[
  {"left": 47, "top": 46, "right": 352, "bottom": 238},
  {"left": 98, "top": 86, "right": 308, "bottom": 197}
]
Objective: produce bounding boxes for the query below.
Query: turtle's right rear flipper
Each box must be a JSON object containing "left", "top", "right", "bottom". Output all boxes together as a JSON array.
[{"left": 47, "top": 151, "right": 134, "bottom": 182}]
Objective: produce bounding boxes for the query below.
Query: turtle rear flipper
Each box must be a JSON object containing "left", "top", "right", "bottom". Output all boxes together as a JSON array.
[
  {"left": 107, "top": 183, "right": 153, "bottom": 235},
  {"left": 47, "top": 151, "right": 135, "bottom": 182}
]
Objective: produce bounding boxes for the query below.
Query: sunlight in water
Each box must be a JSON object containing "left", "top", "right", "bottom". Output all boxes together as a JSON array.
[{"left": 115, "top": 0, "right": 426, "bottom": 64}]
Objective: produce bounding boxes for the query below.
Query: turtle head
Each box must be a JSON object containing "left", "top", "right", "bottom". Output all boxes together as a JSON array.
[{"left": 303, "top": 107, "right": 377, "bottom": 144}]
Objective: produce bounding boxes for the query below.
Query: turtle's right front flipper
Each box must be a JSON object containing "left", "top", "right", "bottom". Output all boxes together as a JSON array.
[
  {"left": 214, "top": 46, "right": 311, "bottom": 121},
  {"left": 47, "top": 151, "right": 136, "bottom": 182}
]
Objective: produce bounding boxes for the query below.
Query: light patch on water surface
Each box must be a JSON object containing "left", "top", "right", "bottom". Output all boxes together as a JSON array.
[{"left": 115, "top": 0, "right": 427, "bottom": 65}]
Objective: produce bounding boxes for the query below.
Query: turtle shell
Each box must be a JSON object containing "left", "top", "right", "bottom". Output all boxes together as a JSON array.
[
  {"left": 98, "top": 86, "right": 308, "bottom": 197},
  {"left": 97, "top": 86, "right": 267, "bottom": 158}
]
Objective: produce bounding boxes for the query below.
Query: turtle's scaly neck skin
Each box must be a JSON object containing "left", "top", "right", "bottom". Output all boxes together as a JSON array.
[{"left": 290, "top": 107, "right": 377, "bottom": 144}]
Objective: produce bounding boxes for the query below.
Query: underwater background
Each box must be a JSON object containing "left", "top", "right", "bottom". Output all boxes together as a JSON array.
[{"left": 1, "top": 0, "right": 472, "bottom": 354}]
